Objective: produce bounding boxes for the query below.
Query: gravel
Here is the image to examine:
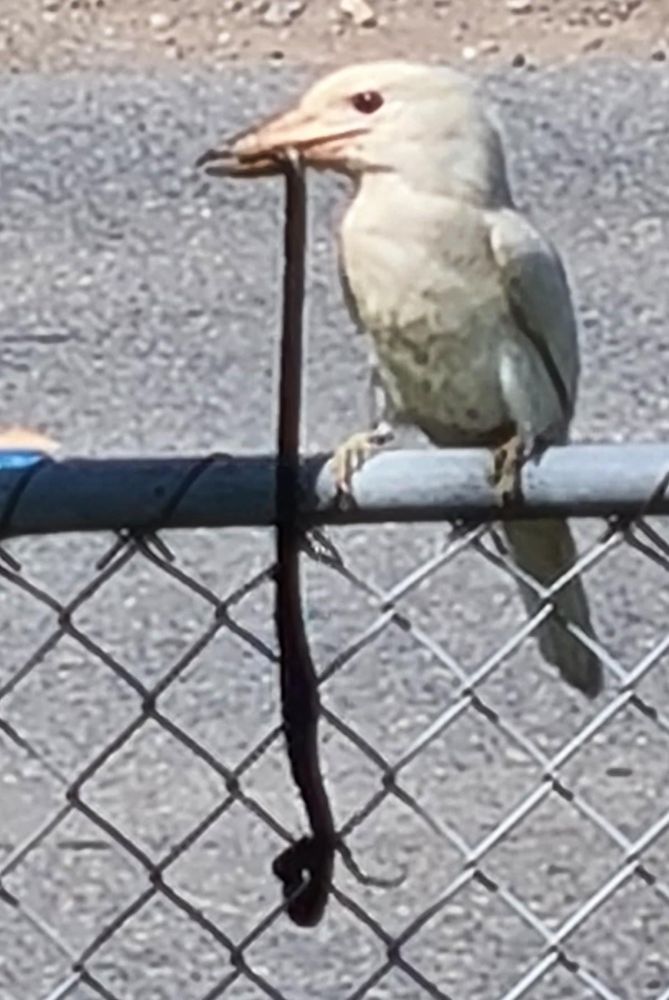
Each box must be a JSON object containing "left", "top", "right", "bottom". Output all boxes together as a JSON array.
[{"left": 1, "top": 0, "right": 665, "bottom": 71}]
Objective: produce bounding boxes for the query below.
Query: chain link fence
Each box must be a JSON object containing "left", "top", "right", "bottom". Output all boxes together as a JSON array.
[{"left": 2, "top": 447, "right": 669, "bottom": 1000}]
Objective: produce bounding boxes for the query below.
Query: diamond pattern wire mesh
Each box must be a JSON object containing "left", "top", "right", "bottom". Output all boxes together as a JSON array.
[{"left": 2, "top": 491, "right": 669, "bottom": 1000}]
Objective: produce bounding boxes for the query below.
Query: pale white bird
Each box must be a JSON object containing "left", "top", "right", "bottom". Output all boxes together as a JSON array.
[{"left": 200, "top": 60, "right": 602, "bottom": 698}]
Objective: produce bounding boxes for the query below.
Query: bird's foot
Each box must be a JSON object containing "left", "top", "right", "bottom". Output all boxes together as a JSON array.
[
  {"left": 491, "top": 433, "right": 525, "bottom": 506},
  {"left": 331, "top": 422, "right": 394, "bottom": 498}
]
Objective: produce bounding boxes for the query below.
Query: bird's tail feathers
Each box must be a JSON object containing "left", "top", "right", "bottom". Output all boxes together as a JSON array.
[{"left": 501, "top": 518, "right": 602, "bottom": 698}]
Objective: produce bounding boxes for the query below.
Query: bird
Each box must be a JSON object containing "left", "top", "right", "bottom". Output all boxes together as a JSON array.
[{"left": 199, "top": 60, "right": 603, "bottom": 698}]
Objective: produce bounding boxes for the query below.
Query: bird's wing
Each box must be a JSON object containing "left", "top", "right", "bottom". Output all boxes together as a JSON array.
[
  {"left": 488, "top": 207, "right": 580, "bottom": 434},
  {"left": 337, "top": 253, "right": 364, "bottom": 331}
]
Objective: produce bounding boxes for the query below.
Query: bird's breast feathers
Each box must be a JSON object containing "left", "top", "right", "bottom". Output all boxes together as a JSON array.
[{"left": 339, "top": 196, "right": 514, "bottom": 443}]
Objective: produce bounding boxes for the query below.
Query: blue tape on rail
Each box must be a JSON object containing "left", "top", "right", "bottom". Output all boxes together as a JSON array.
[{"left": 0, "top": 452, "right": 50, "bottom": 471}]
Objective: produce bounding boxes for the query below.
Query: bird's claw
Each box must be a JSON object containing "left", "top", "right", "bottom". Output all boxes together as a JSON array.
[
  {"left": 491, "top": 434, "right": 524, "bottom": 506},
  {"left": 331, "top": 424, "right": 394, "bottom": 498}
]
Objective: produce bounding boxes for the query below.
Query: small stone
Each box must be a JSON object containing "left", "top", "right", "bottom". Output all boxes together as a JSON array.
[
  {"left": 164, "top": 37, "right": 181, "bottom": 58},
  {"left": 461, "top": 45, "right": 478, "bottom": 60},
  {"left": 511, "top": 51, "right": 526, "bottom": 67},
  {"left": 340, "top": 0, "right": 377, "bottom": 28},
  {"left": 262, "top": 0, "right": 305, "bottom": 26},
  {"left": 651, "top": 47, "right": 667, "bottom": 61},
  {"left": 616, "top": 0, "right": 642, "bottom": 21},
  {"left": 507, "top": 0, "right": 532, "bottom": 11},
  {"left": 582, "top": 35, "right": 604, "bottom": 52},
  {"left": 149, "top": 11, "right": 172, "bottom": 30},
  {"left": 478, "top": 38, "right": 500, "bottom": 55},
  {"left": 262, "top": 2, "right": 288, "bottom": 24},
  {"left": 217, "top": 30, "right": 231, "bottom": 45}
]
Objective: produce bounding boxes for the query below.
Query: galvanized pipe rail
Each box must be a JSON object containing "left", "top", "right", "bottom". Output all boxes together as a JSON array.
[{"left": 0, "top": 443, "right": 668, "bottom": 537}]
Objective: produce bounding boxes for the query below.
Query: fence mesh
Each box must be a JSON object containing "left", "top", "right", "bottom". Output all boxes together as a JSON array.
[{"left": 2, "top": 478, "right": 669, "bottom": 1000}]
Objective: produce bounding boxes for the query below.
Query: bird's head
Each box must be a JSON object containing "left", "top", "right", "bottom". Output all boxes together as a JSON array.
[{"left": 198, "top": 60, "right": 512, "bottom": 203}]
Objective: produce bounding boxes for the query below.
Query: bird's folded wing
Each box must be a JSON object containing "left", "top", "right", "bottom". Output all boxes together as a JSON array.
[{"left": 488, "top": 208, "right": 580, "bottom": 428}]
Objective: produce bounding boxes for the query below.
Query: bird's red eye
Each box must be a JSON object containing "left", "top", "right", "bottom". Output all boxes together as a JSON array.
[{"left": 350, "top": 91, "right": 384, "bottom": 114}]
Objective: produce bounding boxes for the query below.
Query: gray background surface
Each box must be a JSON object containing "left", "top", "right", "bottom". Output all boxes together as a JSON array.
[{"left": 1, "top": 63, "right": 669, "bottom": 1000}]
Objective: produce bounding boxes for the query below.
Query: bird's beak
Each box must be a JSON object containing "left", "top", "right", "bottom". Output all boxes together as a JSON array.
[{"left": 196, "top": 104, "right": 368, "bottom": 177}]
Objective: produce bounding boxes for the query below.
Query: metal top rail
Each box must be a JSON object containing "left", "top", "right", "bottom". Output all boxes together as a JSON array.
[{"left": 0, "top": 442, "right": 668, "bottom": 537}]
